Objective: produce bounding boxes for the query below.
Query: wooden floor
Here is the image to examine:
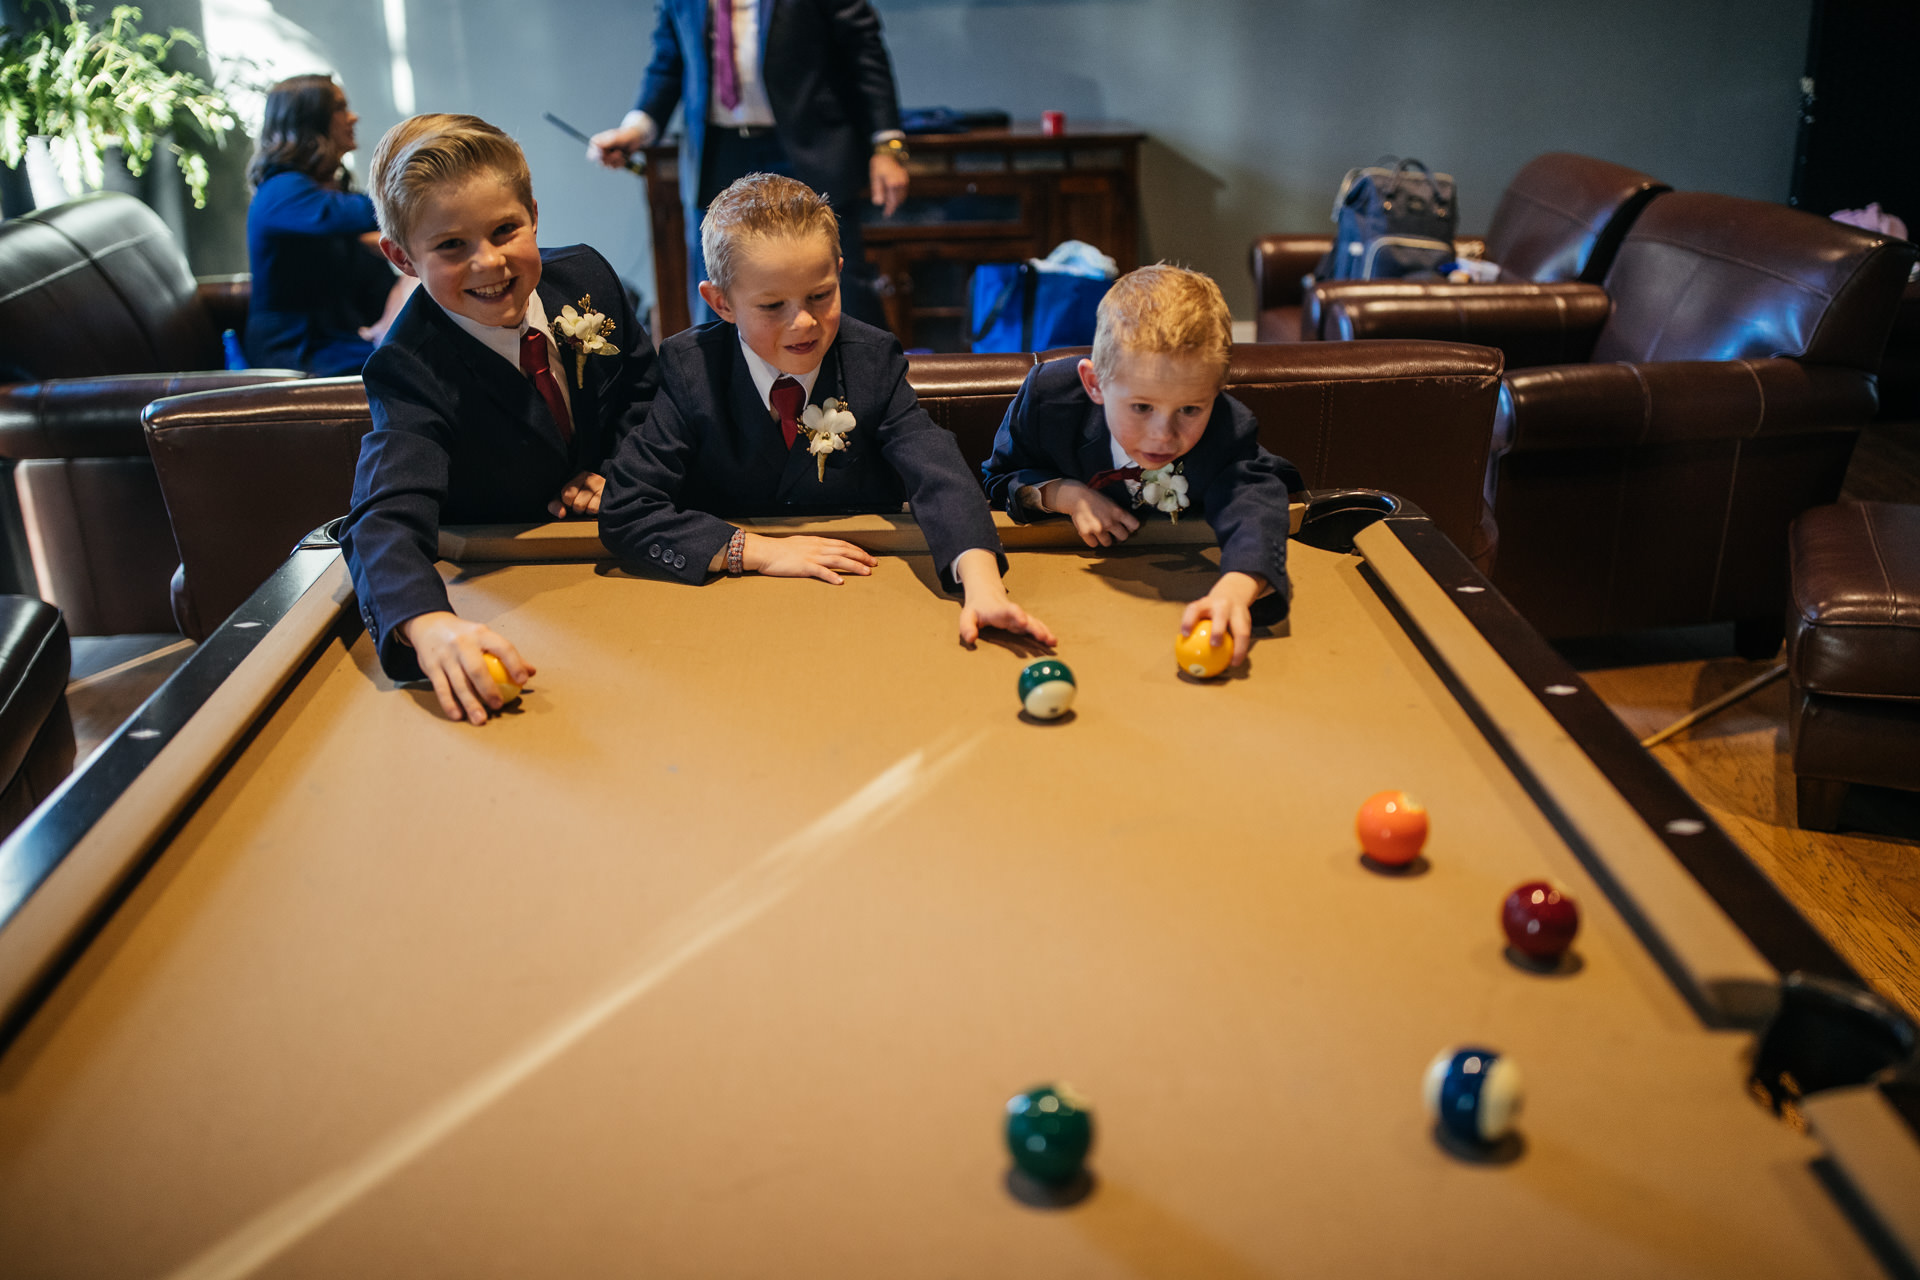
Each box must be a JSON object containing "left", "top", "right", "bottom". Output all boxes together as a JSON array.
[
  {"left": 1571, "top": 628, "right": 1920, "bottom": 1025},
  {"left": 1564, "top": 417, "right": 1920, "bottom": 1025}
]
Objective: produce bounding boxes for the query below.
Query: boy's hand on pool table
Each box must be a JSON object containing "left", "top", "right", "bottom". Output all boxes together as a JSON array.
[
  {"left": 742, "top": 532, "right": 876, "bottom": 585},
  {"left": 1042, "top": 479, "right": 1139, "bottom": 547},
  {"left": 402, "top": 612, "right": 534, "bottom": 725},
  {"left": 955, "top": 549, "right": 1057, "bottom": 649},
  {"left": 1181, "top": 572, "right": 1266, "bottom": 668},
  {"left": 547, "top": 471, "right": 605, "bottom": 519}
]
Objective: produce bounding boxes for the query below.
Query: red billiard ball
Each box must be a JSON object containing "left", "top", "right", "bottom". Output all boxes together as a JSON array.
[
  {"left": 1502, "top": 881, "right": 1579, "bottom": 961},
  {"left": 1356, "top": 790, "right": 1428, "bottom": 866}
]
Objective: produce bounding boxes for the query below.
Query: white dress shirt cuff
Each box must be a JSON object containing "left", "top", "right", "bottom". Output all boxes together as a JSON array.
[
  {"left": 871, "top": 129, "right": 906, "bottom": 146},
  {"left": 622, "top": 110, "right": 660, "bottom": 146}
]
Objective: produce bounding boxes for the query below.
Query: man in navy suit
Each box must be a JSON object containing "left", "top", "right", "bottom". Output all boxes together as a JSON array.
[
  {"left": 344, "top": 115, "right": 659, "bottom": 724},
  {"left": 981, "top": 266, "right": 1303, "bottom": 668},
  {"left": 599, "top": 174, "right": 1053, "bottom": 650},
  {"left": 588, "top": 0, "right": 910, "bottom": 328}
]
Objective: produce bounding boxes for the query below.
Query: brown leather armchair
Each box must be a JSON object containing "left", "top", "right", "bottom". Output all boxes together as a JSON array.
[
  {"left": 1326, "top": 192, "right": 1918, "bottom": 643},
  {"left": 1253, "top": 153, "right": 1666, "bottom": 344},
  {"left": 0, "top": 192, "right": 304, "bottom": 635},
  {"left": 145, "top": 342, "right": 1502, "bottom": 639}
]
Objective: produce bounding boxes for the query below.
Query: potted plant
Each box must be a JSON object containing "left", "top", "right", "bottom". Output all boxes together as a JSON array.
[{"left": 0, "top": 0, "right": 235, "bottom": 210}]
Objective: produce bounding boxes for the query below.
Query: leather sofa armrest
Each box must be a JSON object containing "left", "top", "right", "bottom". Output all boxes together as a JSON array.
[
  {"left": 1250, "top": 235, "right": 1332, "bottom": 310},
  {"left": 1322, "top": 282, "right": 1611, "bottom": 366},
  {"left": 1497, "top": 359, "right": 1879, "bottom": 454},
  {"left": 0, "top": 370, "right": 305, "bottom": 459},
  {"left": 195, "top": 274, "right": 252, "bottom": 336}
]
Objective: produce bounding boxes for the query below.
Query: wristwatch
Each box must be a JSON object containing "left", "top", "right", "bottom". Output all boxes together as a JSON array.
[{"left": 873, "top": 137, "right": 910, "bottom": 164}]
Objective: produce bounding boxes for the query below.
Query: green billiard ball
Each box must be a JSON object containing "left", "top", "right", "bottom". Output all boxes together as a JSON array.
[
  {"left": 1018, "top": 660, "right": 1076, "bottom": 720},
  {"left": 1005, "top": 1083, "right": 1093, "bottom": 1183}
]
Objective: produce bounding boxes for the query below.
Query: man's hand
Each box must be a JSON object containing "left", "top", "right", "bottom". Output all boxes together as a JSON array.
[
  {"left": 954, "top": 548, "right": 1057, "bottom": 649},
  {"left": 870, "top": 152, "right": 908, "bottom": 216},
  {"left": 743, "top": 532, "right": 877, "bottom": 584},
  {"left": 401, "top": 612, "right": 534, "bottom": 725},
  {"left": 588, "top": 122, "right": 646, "bottom": 170},
  {"left": 548, "top": 470, "right": 605, "bottom": 519},
  {"left": 1180, "top": 572, "right": 1269, "bottom": 668},
  {"left": 1043, "top": 479, "right": 1140, "bottom": 547}
]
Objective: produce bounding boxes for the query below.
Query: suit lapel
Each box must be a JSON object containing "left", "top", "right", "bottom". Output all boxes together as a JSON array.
[
  {"left": 537, "top": 276, "right": 594, "bottom": 457},
  {"left": 774, "top": 351, "right": 838, "bottom": 495},
  {"left": 1074, "top": 406, "right": 1115, "bottom": 484},
  {"left": 731, "top": 345, "right": 789, "bottom": 499},
  {"left": 423, "top": 301, "right": 571, "bottom": 461},
  {"left": 757, "top": 0, "right": 777, "bottom": 61}
]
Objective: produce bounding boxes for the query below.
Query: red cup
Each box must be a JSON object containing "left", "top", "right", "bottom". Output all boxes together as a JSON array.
[{"left": 1041, "top": 110, "right": 1066, "bottom": 137}]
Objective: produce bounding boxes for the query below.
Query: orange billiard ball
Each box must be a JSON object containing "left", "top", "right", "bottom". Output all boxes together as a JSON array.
[
  {"left": 1175, "top": 619, "right": 1231, "bottom": 679},
  {"left": 482, "top": 653, "right": 521, "bottom": 704},
  {"left": 1356, "top": 790, "right": 1427, "bottom": 865}
]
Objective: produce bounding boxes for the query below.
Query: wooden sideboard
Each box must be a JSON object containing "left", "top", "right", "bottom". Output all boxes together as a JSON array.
[{"left": 639, "top": 124, "right": 1144, "bottom": 349}]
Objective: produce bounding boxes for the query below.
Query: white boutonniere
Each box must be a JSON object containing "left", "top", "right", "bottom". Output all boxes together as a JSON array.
[
  {"left": 800, "top": 397, "right": 857, "bottom": 481},
  {"left": 1138, "top": 461, "right": 1190, "bottom": 521},
  {"left": 548, "top": 295, "right": 619, "bottom": 389}
]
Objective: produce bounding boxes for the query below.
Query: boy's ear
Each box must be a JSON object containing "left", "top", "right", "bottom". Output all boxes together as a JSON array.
[
  {"left": 698, "top": 280, "right": 735, "bottom": 324},
  {"left": 1076, "top": 358, "right": 1105, "bottom": 405},
  {"left": 528, "top": 196, "right": 538, "bottom": 231},
  {"left": 379, "top": 236, "right": 418, "bottom": 278}
]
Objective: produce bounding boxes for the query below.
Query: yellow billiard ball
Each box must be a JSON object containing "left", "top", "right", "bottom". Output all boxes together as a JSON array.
[
  {"left": 1175, "top": 619, "right": 1231, "bottom": 679},
  {"left": 482, "top": 653, "right": 521, "bottom": 704}
]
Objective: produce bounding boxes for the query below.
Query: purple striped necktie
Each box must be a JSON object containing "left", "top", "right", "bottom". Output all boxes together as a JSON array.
[{"left": 713, "top": 0, "right": 741, "bottom": 111}]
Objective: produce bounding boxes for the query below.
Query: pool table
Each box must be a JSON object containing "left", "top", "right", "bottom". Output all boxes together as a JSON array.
[{"left": 0, "top": 493, "right": 1916, "bottom": 1278}]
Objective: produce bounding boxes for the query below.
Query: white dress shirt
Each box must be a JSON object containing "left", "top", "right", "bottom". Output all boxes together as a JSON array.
[{"left": 442, "top": 290, "right": 575, "bottom": 422}]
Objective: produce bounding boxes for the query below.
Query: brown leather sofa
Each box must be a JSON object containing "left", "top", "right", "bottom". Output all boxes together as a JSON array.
[
  {"left": 1785, "top": 502, "right": 1920, "bottom": 830},
  {"left": 0, "top": 192, "right": 303, "bottom": 635},
  {"left": 1251, "top": 153, "right": 1667, "bottom": 344},
  {"left": 144, "top": 340, "right": 1503, "bottom": 639},
  {"left": 1326, "top": 192, "right": 1918, "bottom": 644}
]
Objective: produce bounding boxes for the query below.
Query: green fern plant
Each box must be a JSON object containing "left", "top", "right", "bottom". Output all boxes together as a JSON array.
[{"left": 0, "top": 0, "right": 235, "bottom": 208}]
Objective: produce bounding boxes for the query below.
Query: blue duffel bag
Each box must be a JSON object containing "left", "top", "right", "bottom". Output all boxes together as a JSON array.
[
  {"left": 969, "top": 253, "right": 1112, "bottom": 353},
  {"left": 1319, "top": 157, "right": 1457, "bottom": 280}
]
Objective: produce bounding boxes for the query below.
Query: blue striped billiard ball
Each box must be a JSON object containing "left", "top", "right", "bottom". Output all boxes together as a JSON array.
[{"left": 1424, "top": 1046, "right": 1524, "bottom": 1145}]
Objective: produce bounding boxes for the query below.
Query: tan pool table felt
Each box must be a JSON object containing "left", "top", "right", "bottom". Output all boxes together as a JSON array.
[{"left": 0, "top": 532, "right": 1881, "bottom": 1278}]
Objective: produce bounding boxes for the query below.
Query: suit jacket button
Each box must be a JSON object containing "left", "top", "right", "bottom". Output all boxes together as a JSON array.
[
  {"left": 673, "top": 553, "right": 687, "bottom": 569},
  {"left": 649, "top": 544, "right": 661, "bottom": 558}
]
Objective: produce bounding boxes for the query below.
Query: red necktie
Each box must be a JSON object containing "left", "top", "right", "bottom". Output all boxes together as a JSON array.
[
  {"left": 713, "top": 0, "right": 741, "bottom": 111},
  {"left": 1086, "top": 464, "right": 1142, "bottom": 490},
  {"left": 519, "top": 328, "right": 573, "bottom": 444},
  {"left": 770, "top": 375, "right": 804, "bottom": 448}
]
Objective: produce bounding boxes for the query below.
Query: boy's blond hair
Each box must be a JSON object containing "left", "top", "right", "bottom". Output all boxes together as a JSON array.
[
  {"left": 368, "top": 114, "right": 534, "bottom": 249},
  {"left": 1090, "top": 264, "right": 1232, "bottom": 385},
  {"left": 701, "top": 172, "right": 841, "bottom": 295}
]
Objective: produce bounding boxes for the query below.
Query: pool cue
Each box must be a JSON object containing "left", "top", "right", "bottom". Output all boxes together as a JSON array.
[
  {"left": 544, "top": 112, "right": 646, "bottom": 176},
  {"left": 1639, "top": 662, "right": 1788, "bottom": 749}
]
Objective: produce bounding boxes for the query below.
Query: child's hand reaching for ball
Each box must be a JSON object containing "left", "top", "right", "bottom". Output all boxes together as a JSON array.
[
  {"left": 548, "top": 470, "right": 605, "bottom": 519},
  {"left": 1041, "top": 479, "right": 1140, "bottom": 547},
  {"left": 1179, "top": 572, "right": 1269, "bottom": 669},
  {"left": 401, "top": 611, "right": 534, "bottom": 725},
  {"left": 954, "top": 548, "right": 1057, "bottom": 649}
]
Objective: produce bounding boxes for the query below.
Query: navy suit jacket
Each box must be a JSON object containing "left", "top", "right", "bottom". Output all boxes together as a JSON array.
[
  {"left": 599, "top": 315, "right": 1000, "bottom": 589},
  {"left": 244, "top": 169, "right": 392, "bottom": 375},
  {"left": 636, "top": 0, "right": 902, "bottom": 215},
  {"left": 344, "top": 245, "right": 659, "bottom": 679},
  {"left": 980, "top": 357, "right": 1303, "bottom": 622}
]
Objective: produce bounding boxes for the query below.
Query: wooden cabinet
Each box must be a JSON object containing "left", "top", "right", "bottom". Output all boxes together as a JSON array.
[{"left": 640, "top": 125, "right": 1144, "bottom": 349}]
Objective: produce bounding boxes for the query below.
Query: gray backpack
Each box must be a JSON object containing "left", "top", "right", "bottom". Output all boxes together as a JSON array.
[{"left": 1319, "top": 158, "right": 1457, "bottom": 280}]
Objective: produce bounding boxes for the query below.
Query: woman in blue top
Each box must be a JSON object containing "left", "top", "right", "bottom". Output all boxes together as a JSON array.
[{"left": 244, "top": 76, "right": 415, "bottom": 374}]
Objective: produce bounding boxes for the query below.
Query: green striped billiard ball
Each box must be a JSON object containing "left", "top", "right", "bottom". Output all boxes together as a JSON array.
[
  {"left": 1005, "top": 1083, "right": 1094, "bottom": 1183},
  {"left": 1018, "top": 660, "right": 1076, "bottom": 720}
]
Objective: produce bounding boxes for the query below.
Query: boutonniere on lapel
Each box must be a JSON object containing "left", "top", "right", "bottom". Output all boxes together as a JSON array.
[
  {"left": 547, "top": 295, "right": 619, "bottom": 388},
  {"left": 800, "top": 397, "right": 857, "bottom": 481},
  {"left": 1137, "top": 460, "right": 1190, "bottom": 521}
]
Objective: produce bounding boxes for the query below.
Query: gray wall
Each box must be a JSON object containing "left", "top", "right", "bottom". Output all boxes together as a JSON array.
[{"left": 168, "top": 0, "right": 1811, "bottom": 316}]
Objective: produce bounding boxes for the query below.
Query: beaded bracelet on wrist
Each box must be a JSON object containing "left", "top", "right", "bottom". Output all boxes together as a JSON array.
[{"left": 726, "top": 527, "right": 746, "bottom": 576}]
